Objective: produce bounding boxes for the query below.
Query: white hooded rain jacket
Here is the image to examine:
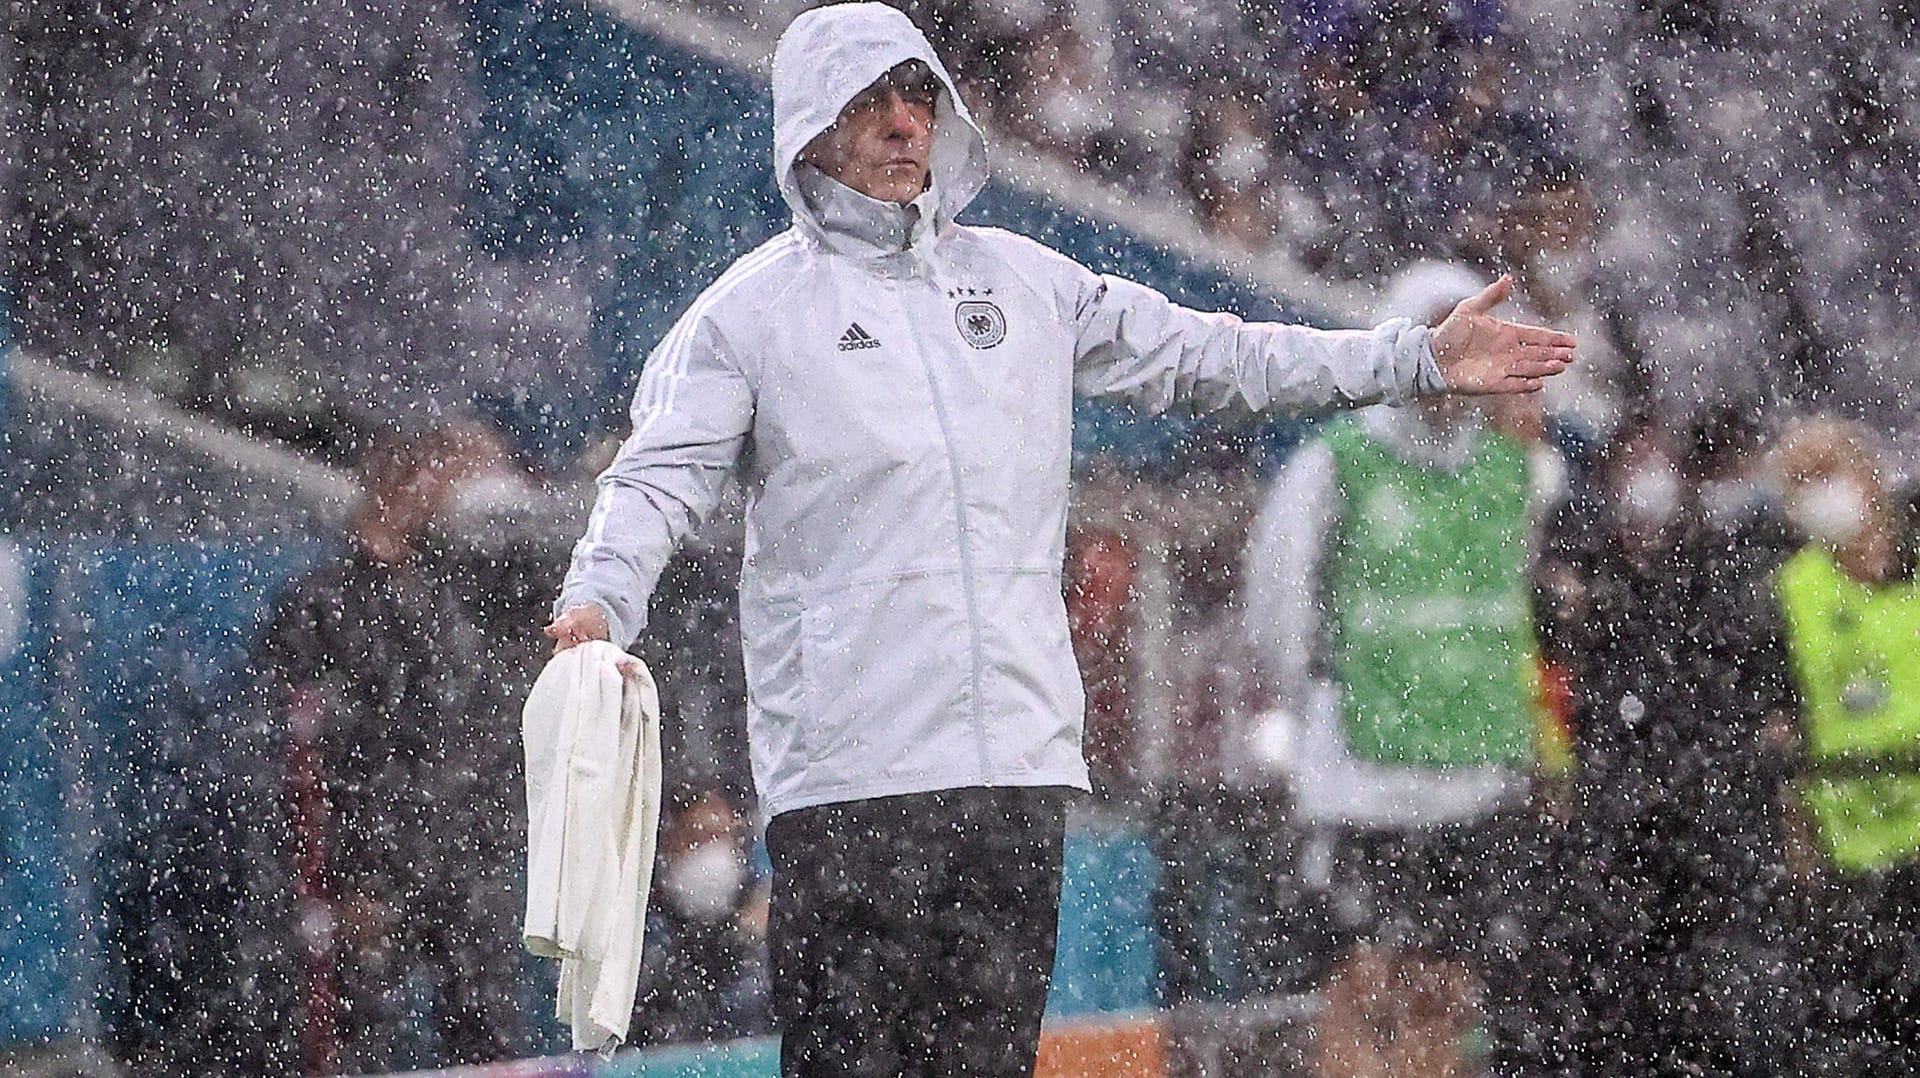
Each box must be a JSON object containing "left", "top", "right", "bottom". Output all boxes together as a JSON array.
[{"left": 556, "top": 2, "right": 1447, "bottom": 817}]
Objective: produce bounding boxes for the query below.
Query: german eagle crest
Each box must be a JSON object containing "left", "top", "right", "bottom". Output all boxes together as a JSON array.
[{"left": 955, "top": 300, "right": 1006, "bottom": 349}]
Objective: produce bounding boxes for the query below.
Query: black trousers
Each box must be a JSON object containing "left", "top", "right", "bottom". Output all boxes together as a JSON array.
[{"left": 766, "top": 786, "right": 1072, "bottom": 1078}]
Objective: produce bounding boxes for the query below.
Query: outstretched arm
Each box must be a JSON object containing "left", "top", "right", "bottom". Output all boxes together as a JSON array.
[{"left": 1064, "top": 258, "right": 1571, "bottom": 415}]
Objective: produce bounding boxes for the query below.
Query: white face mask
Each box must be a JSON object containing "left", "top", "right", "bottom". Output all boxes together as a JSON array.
[
  {"left": 1206, "top": 135, "right": 1270, "bottom": 188},
  {"left": 663, "top": 841, "right": 745, "bottom": 922},
  {"left": 1531, "top": 247, "right": 1594, "bottom": 302},
  {"left": 1036, "top": 86, "right": 1108, "bottom": 141},
  {"left": 436, "top": 469, "right": 551, "bottom": 551},
  {"left": 1618, "top": 460, "right": 1684, "bottom": 529},
  {"left": 448, "top": 470, "right": 543, "bottom": 517},
  {"left": 1698, "top": 477, "right": 1758, "bottom": 528},
  {"left": 1788, "top": 478, "right": 1872, "bottom": 548}
]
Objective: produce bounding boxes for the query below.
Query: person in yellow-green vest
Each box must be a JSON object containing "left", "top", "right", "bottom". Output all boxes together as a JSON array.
[{"left": 1774, "top": 416, "right": 1920, "bottom": 1074}]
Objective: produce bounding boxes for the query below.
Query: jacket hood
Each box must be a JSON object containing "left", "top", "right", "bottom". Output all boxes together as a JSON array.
[{"left": 771, "top": 3, "right": 989, "bottom": 246}]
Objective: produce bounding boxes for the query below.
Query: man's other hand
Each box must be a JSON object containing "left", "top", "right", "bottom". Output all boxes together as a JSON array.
[
  {"left": 1430, "top": 275, "right": 1576, "bottom": 395},
  {"left": 545, "top": 604, "right": 611, "bottom": 654}
]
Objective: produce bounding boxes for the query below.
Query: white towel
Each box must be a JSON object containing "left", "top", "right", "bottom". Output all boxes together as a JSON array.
[{"left": 521, "top": 641, "right": 663, "bottom": 1053}]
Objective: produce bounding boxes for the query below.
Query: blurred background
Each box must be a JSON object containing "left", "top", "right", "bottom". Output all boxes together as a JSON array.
[{"left": 3, "top": 0, "right": 1918, "bottom": 1075}]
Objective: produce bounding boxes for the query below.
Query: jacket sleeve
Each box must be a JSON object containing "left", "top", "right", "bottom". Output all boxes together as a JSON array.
[
  {"left": 1066, "top": 270, "right": 1447, "bottom": 414},
  {"left": 555, "top": 314, "right": 754, "bottom": 648}
]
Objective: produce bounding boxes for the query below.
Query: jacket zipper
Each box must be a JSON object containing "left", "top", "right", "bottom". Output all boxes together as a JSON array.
[{"left": 893, "top": 275, "right": 995, "bottom": 781}]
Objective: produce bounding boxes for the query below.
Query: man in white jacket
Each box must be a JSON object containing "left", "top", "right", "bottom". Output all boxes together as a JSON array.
[{"left": 545, "top": 6, "right": 1572, "bottom": 1075}]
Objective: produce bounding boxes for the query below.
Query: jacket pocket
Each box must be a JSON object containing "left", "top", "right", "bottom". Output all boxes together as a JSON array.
[
  {"left": 974, "top": 568, "right": 1084, "bottom": 773},
  {"left": 794, "top": 572, "right": 975, "bottom": 784}
]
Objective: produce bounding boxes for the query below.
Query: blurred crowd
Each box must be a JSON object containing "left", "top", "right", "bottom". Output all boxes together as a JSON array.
[{"left": 994, "top": 0, "right": 1912, "bottom": 442}]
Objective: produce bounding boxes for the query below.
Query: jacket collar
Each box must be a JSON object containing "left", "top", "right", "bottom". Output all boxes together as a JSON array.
[{"left": 794, "top": 163, "right": 941, "bottom": 264}]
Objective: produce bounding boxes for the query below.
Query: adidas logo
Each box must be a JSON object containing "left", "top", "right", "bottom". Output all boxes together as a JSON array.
[{"left": 836, "top": 323, "right": 882, "bottom": 351}]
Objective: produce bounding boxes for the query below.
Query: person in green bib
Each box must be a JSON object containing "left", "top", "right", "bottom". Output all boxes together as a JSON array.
[
  {"left": 1244, "top": 261, "right": 1562, "bottom": 1078},
  {"left": 1773, "top": 417, "right": 1920, "bottom": 1072}
]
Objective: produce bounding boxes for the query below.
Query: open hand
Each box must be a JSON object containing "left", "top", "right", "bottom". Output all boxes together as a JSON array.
[{"left": 1430, "top": 276, "right": 1576, "bottom": 395}]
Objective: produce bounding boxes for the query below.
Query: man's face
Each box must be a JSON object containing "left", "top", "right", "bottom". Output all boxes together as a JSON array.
[{"left": 802, "top": 62, "right": 938, "bottom": 204}]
